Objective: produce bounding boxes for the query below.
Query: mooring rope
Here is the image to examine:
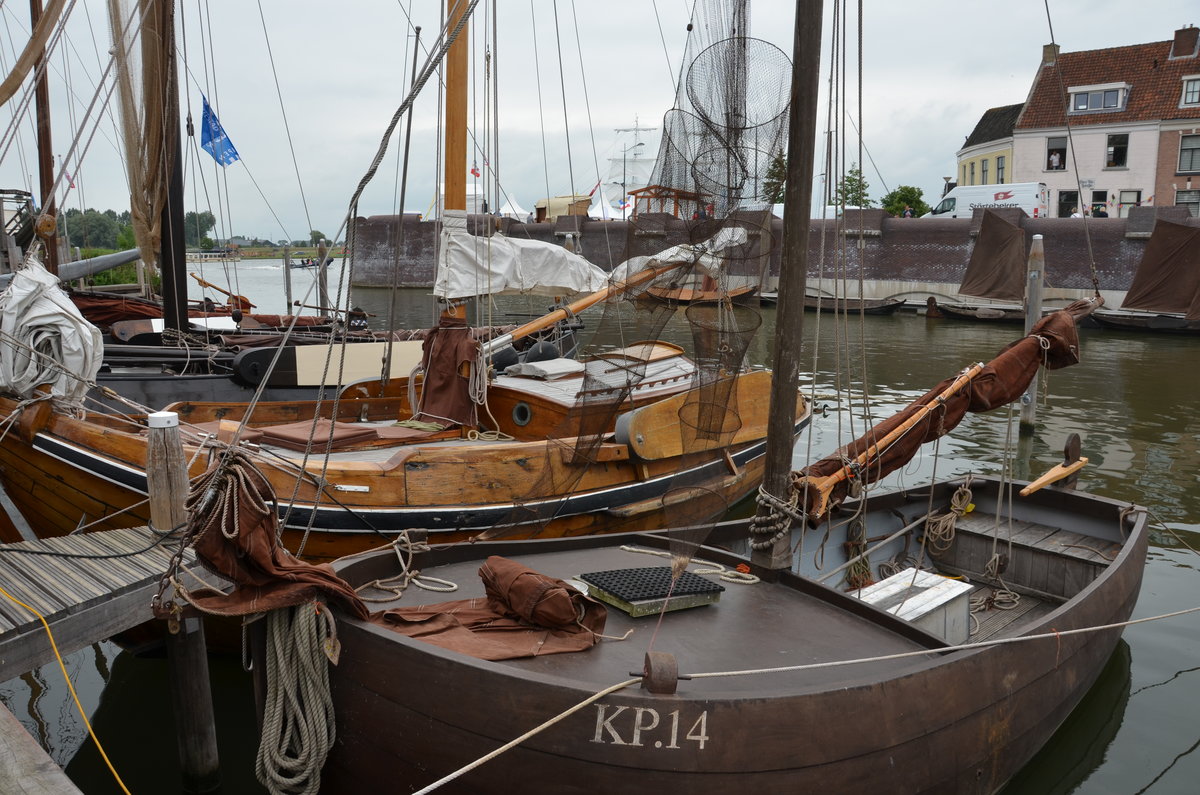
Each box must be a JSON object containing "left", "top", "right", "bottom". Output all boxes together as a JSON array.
[{"left": 255, "top": 601, "right": 339, "bottom": 795}]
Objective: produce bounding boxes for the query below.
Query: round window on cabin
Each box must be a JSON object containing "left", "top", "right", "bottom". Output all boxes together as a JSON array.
[{"left": 512, "top": 402, "right": 533, "bottom": 427}]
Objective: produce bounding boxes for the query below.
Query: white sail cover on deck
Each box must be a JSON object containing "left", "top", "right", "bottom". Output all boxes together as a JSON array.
[
  {"left": 434, "top": 210, "right": 608, "bottom": 299},
  {"left": 608, "top": 226, "right": 749, "bottom": 283},
  {"left": 0, "top": 256, "right": 102, "bottom": 401}
]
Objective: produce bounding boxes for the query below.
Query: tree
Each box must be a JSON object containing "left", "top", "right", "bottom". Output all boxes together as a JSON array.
[
  {"left": 762, "top": 150, "right": 787, "bottom": 204},
  {"left": 880, "top": 186, "right": 930, "bottom": 217},
  {"left": 200, "top": 236, "right": 214, "bottom": 250},
  {"left": 183, "top": 210, "right": 216, "bottom": 248},
  {"left": 61, "top": 208, "right": 119, "bottom": 249},
  {"left": 832, "top": 164, "right": 873, "bottom": 208},
  {"left": 309, "top": 230, "right": 325, "bottom": 246}
]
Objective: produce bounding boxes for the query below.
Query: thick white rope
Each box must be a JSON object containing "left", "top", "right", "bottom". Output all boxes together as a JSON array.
[{"left": 255, "top": 603, "right": 339, "bottom": 795}]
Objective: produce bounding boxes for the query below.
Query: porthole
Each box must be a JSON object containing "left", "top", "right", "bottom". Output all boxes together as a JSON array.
[{"left": 512, "top": 401, "right": 533, "bottom": 427}]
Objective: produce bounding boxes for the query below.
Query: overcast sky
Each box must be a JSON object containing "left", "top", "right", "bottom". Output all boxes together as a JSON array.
[{"left": 1, "top": 0, "right": 1196, "bottom": 243}]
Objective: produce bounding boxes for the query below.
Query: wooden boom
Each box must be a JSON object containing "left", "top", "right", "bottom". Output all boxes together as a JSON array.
[
  {"left": 794, "top": 363, "right": 986, "bottom": 520},
  {"left": 189, "top": 272, "right": 256, "bottom": 310}
]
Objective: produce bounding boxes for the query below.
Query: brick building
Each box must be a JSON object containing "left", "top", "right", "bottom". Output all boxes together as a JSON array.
[{"left": 1011, "top": 25, "right": 1200, "bottom": 218}]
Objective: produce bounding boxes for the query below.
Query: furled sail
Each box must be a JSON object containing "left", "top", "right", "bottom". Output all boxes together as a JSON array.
[
  {"left": 0, "top": 256, "right": 102, "bottom": 400},
  {"left": 792, "top": 299, "right": 1098, "bottom": 524},
  {"left": 433, "top": 210, "right": 608, "bottom": 299},
  {"left": 1120, "top": 219, "right": 1200, "bottom": 322},
  {"left": 957, "top": 210, "right": 1027, "bottom": 301}
]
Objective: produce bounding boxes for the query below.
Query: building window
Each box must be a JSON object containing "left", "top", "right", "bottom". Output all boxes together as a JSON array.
[
  {"left": 1058, "top": 190, "right": 1079, "bottom": 218},
  {"left": 1047, "top": 137, "right": 1067, "bottom": 170},
  {"left": 1181, "top": 134, "right": 1200, "bottom": 172},
  {"left": 981, "top": 159, "right": 989, "bottom": 184},
  {"left": 1177, "top": 190, "right": 1200, "bottom": 217},
  {"left": 996, "top": 155, "right": 1006, "bottom": 184},
  {"left": 969, "top": 162, "right": 975, "bottom": 185},
  {"left": 1183, "top": 78, "right": 1200, "bottom": 106},
  {"left": 1106, "top": 134, "right": 1128, "bottom": 168},
  {"left": 1091, "top": 190, "right": 1109, "bottom": 216},
  {"left": 1070, "top": 88, "right": 1124, "bottom": 112},
  {"left": 1118, "top": 189, "right": 1142, "bottom": 218},
  {"left": 962, "top": 165, "right": 967, "bottom": 185}
]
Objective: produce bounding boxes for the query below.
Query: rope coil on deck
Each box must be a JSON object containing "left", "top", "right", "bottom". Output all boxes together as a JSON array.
[{"left": 256, "top": 601, "right": 340, "bottom": 795}]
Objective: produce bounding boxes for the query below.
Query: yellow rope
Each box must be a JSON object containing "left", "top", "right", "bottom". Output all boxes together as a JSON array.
[{"left": 0, "top": 583, "right": 130, "bottom": 794}]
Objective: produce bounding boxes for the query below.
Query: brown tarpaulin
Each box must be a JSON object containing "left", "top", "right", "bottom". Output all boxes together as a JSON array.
[
  {"left": 181, "top": 451, "right": 369, "bottom": 619},
  {"left": 1120, "top": 219, "right": 1200, "bottom": 322},
  {"left": 372, "top": 556, "right": 607, "bottom": 661},
  {"left": 795, "top": 300, "right": 1093, "bottom": 522},
  {"left": 414, "top": 314, "right": 479, "bottom": 426},
  {"left": 958, "top": 210, "right": 1027, "bottom": 302}
]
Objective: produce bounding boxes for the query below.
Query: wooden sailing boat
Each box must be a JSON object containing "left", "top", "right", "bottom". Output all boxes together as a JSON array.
[
  {"left": 1090, "top": 218, "right": 1200, "bottom": 333},
  {"left": 221, "top": 4, "right": 1147, "bottom": 792},
  {"left": 0, "top": 2, "right": 809, "bottom": 558},
  {"left": 933, "top": 209, "right": 1038, "bottom": 322}
]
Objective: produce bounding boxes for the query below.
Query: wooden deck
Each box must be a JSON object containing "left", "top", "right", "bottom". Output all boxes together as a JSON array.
[
  {"left": 0, "top": 527, "right": 185, "bottom": 681},
  {"left": 0, "top": 527, "right": 201, "bottom": 793}
]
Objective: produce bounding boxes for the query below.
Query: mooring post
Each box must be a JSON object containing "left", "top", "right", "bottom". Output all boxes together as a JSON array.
[
  {"left": 282, "top": 246, "right": 294, "bottom": 315},
  {"left": 1020, "top": 235, "right": 1045, "bottom": 432},
  {"left": 147, "top": 411, "right": 221, "bottom": 793}
]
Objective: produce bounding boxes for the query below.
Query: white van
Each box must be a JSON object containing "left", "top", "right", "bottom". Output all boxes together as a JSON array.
[{"left": 923, "top": 183, "right": 1049, "bottom": 219}]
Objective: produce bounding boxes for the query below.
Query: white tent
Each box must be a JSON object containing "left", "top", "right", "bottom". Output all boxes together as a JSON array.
[
  {"left": 498, "top": 194, "right": 529, "bottom": 220},
  {"left": 587, "top": 183, "right": 620, "bottom": 220}
]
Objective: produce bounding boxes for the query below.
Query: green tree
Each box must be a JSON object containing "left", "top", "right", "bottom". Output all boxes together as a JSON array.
[
  {"left": 200, "top": 236, "right": 214, "bottom": 250},
  {"left": 832, "top": 164, "right": 873, "bottom": 208},
  {"left": 62, "top": 208, "right": 119, "bottom": 249},
  {"left": 115, "top": 224, "right": 136, "bottom": 250},
  {"left": 880, "top": 186, "right": 930, "bottom": 217},
  {"left": 183, "top": 210, "right": 216, "bottom": 248},
  {"left": 309, "top": 229, "right": 325, "bottom": 246},
  {"left": 762, "top": 150, "right": 787, "bottom": 204}
]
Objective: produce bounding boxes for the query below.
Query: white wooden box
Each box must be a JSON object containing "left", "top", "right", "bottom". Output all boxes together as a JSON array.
[{"left": 853, "top": 568, "right": 972, "bottom": 644}]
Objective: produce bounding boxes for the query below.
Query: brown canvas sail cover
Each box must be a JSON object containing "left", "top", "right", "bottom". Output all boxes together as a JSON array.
[
  {"left": 372, "top": 556, "right": 607, "bottom": 661},
  {"left": 179, "top": 450, "right": 368, "bottom": 619},
  {"left": 795, "top": 300, "right": 1093, "bottom": 523},
  {"left": 958, "top": 210, "right": 1027, "bottom": 302},
  {"left": 1120, "top": 219, "right": 1200, "bottom": 322}
]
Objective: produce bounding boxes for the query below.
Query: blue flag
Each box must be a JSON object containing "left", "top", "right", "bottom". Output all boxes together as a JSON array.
[{"left": 200, "top": 95, "right": 240, "bottom": 166}]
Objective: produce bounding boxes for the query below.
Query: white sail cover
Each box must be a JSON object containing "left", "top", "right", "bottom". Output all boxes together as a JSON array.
[
  {"left": 0, "top": 256, "right": 102, "bottom": 401},
  {"left": 608, "top": 226, "right": 749, "bottom": 283},
  {"left": 434, "top": 210, "right": 609, "bottom": 299}
]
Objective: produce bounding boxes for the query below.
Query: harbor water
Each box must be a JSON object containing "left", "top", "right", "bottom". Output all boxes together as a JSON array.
[{"left": 2, "top": 264, "right": 1198, "bottom": 793}]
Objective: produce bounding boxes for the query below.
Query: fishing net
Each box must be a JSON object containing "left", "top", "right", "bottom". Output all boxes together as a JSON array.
[{"left": 477, "top": 16, "right": 791, "bottom": 588}]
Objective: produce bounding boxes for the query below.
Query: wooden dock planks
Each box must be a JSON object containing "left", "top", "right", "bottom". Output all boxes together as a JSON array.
[{"left": 0, "top": 527, "right": 186, "bottom": 682}]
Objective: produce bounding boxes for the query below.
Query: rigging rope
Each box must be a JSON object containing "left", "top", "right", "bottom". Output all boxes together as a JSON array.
[{"left": 255, "top": 602, "right": 339, "bottom": 795}]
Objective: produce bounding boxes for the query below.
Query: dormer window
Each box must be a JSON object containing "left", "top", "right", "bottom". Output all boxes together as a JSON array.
[
  {"left": 1068, "top": 82, "right": 1128, "bottom": 114},
  {"left": 1184, "top": 76, "right": 1200, "bottom": 106}
]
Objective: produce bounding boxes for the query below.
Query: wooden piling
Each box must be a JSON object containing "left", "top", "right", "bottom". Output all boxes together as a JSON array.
[
  {"left": 1020, "top": 235, "right": 1045, "bottom": 432},
  {"left": 147, "top": 411, "right": 220, "bottom": 793}
]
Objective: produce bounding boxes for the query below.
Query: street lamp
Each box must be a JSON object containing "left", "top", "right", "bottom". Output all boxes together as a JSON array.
[{"left": 622, "top": 142, "right": 645, "bottom": 219}]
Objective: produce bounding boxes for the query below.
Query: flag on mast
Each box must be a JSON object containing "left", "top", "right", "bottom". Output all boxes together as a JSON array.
[{"left": 201, "top": 95, "right": 240, "bottom": 166}]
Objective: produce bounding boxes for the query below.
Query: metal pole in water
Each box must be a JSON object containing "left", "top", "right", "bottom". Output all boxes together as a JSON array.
[
  {"left": 1020, "top": 234, "right": 1045, "bottom": 431},
  {"left": 147, "top": 411, "right": 220, "bottom": 793}
]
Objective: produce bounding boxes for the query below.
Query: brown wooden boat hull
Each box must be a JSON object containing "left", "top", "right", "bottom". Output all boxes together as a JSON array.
[
  {"left": 0, "top": 371, "right": 806, "bottom": 561},
  {"left": 803, "top": 296, "right": 906, "bottom": 315},
  {"left": 313, "top": 479, "right": 1147, "bottom": 793}
]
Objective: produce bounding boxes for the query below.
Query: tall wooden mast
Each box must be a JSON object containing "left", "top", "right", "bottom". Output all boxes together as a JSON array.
[
  {"left": 30, "top": 0, "right": 58, "bottom": 273},
  {"left": 443, "top": 0, "right": 468, "bottom": 213}
]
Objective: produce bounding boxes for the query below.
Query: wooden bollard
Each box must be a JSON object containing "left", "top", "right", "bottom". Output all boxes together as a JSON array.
[{"left": 147, "top": 411, "right": 221, "bottom": 793}]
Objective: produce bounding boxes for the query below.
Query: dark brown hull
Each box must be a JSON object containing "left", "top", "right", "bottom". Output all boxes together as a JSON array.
[
  {"left": 803, "top": 295, "right": 906, "bottom": 315},
  {"left": 315, "top": 478, "right": 1147, "bottom": 793},
  {"left": 936, "top": 302, "right": 1028, "bottom": 322},
  {"left": 1090, "top": 311, "right": 1200, "bottom": 334}
]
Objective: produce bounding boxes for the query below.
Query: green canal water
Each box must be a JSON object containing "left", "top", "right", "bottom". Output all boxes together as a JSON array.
[{"left": 3, "top": 281, "right": 1198, "bottom": 793}]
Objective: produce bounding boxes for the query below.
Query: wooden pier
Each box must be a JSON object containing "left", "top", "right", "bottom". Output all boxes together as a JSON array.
[{"left": 0, "top": 527, "right": 189, "bottom": 792}]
